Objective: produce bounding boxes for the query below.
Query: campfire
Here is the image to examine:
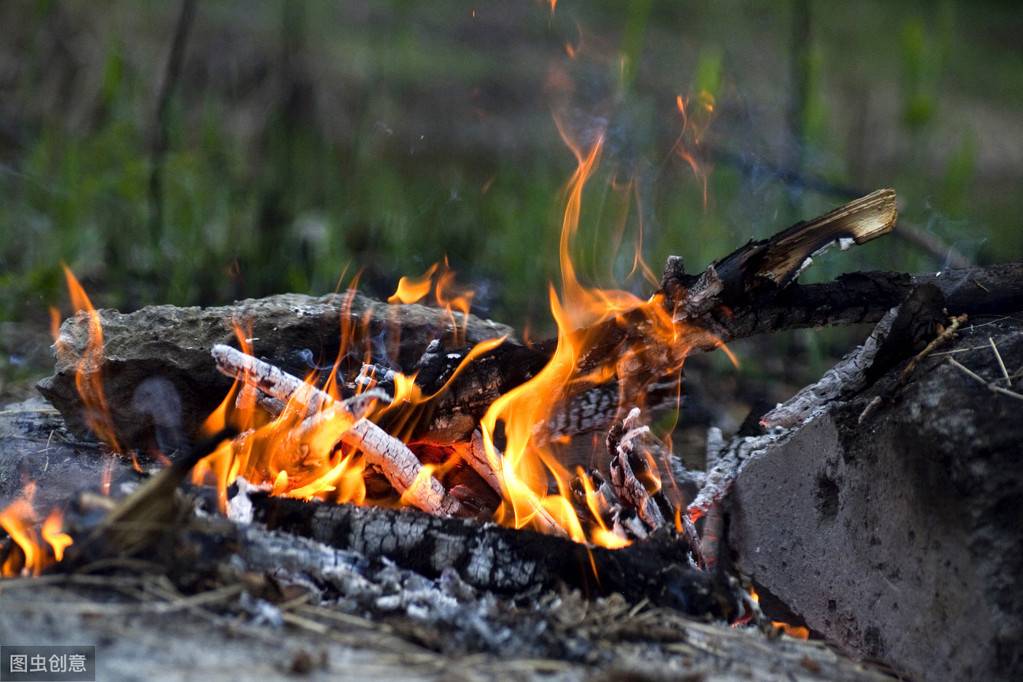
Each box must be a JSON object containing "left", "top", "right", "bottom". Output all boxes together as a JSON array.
[
  {"left": 2, "top": 5, "right": 1022, "bottom": 679},
  {"left": 4, "top": 163, "right": 1020, "bottom": 679}
]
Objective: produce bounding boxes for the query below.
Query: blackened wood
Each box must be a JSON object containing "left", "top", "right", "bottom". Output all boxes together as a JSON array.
[
  {"left": 695, "top": 263, "right": 1023, "bottom": 343},
  {"left": 248, "top": 492, "right": 738, "bottom": 619},
  {"left": 709, "top": 188, "right": 897, "bottom": 295}
]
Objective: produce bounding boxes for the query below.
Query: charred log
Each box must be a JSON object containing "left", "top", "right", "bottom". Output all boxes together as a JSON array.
[{"left": 246, "top": 491, "right": 739, "bottom": 619}]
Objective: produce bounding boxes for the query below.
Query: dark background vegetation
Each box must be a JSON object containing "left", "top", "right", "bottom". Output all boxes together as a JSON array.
[{"left": 2, "top": 0, "right": 1021, "bottom": 426}]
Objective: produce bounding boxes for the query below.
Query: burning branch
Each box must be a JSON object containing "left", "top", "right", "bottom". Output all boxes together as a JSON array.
[
  {"left": 607, "top": 413, "right": 667, "bottom": 531},
  {"left": 211, "top": 344, "right": 464, "bottom": 517}
]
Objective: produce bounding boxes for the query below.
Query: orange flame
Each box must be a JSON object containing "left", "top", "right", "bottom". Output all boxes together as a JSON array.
[
  {"left": 672, "top": 91, "right": 717, "bottom": 209},
  {"left": 1, "top": 485, "right": 70, "bottom": 577},
  {"left": 42, "top": 510, "right": 73, "bottom": 562},
  {"left": 388, "top": 263, "right": 438, "bottom": 305},
  {"left": 0, "top": 499, "right": 41, "bottom": 577},
  {"left": 193, "top": 69, "right": 716, "bottom": 553},
  {"left": 58, "top": 266, "right": 121, "bottom": 452},
  {"left": 471, "top": 120, "right": 696, "bottom": 547},
  {"left": 773, "top": 622, "right": 811, "bottom": 639}
]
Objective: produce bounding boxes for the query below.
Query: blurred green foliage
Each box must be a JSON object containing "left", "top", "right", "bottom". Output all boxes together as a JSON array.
[{"left": 0, "top": 0, "right": 1020, "bottom": 345}]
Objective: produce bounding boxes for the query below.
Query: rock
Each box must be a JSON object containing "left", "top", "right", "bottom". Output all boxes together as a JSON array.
[
  {"left": 728, "top": 318, "right": 1023, "bottom": 681},
  {"left": 37, "top": 292, "right": 513, "bottom": 452}
]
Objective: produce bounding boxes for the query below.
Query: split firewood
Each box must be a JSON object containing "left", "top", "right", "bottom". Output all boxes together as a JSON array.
[
  {"left": 213, "top": 344, "right": 334, "bottom": 414},
  {"left": 212, "top": 344, "right": 464, "bottom": 517},
  {"left": 459, "top": 430, "right": 568, "bottom": 538}
]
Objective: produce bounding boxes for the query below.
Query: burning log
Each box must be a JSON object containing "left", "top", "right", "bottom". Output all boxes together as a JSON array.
[{"left": 212, "top": 345, "right": 464, "bottom": 517}]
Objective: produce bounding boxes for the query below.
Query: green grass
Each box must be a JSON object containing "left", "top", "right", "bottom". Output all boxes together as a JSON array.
[{"left": 1, "top": 0, "right": 1020, "bottom": 338}]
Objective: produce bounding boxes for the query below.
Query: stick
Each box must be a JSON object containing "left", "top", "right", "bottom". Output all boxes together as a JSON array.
[
  {"left": 462, "top": 431, "right": 505, "bottom": 497},
  {"left": 989, "top": 337, "right": 1011, "bottom": 384},
  {"left": 343, "top": 420, "right": 463, "bottom": 516},
  {"left": 897, "top": 314, "right": 968, "bottom": 384},
  {"left": 462, "top": 432, "right": 567, "bottom": 538},
  {"left": 213, "top": 344, "right": 333, "bottom": 414},
  {"left": 858, "top": 314, "right": 967, "bottom": 423},
  {"left": 705, "top": 144, "right": 972, "bottom": 267},
  {"left": 681, "top": 514, "right": 704, "bottom": 567},
  {"left": 211, "top": 345, "right": 464, "bottom": 516},
  {"left": 608, "top": 411, "right": 668, "bottom": 531},
  {"left": 947, "top": 358, "right": 1023, "bottom": 402}
]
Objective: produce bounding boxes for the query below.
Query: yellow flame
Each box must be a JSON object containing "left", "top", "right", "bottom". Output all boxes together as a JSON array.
[
  {"left": 388, "top": 263, "right": 438, "bottom": 304},
  {"left": 190, "top": 80, "right": 716, "bottom": 553},
  {"left": 1, "top": 485, "right": 69, "bottom": 577},
  {"left": 41, "top": 510, "right": 73, "bottom": 562}
]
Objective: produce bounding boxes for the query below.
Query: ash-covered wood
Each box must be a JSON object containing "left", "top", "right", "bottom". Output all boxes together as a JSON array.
[
  {"left": 246, "top": 491, "right": 739, "bottom": 619},
  {"left": 213, "top": 343, "right": 333, "bottom": 414},
  {"left": 759, "top": 308, "right": 899, "bottom": 430},
  {"left": 607, "top": 415, "right": 667, "bottom": 531}
]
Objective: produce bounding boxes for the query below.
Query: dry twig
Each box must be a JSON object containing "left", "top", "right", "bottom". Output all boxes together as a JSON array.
[
  {"left": 859, "top": 314, "right": 967, "bottom": 423},
  {"left": 947, "top": 358, "right": 1023, "bottom": 402},
  {"left": 988, "top": 337, "right": 1011, "bottom": 384}
]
